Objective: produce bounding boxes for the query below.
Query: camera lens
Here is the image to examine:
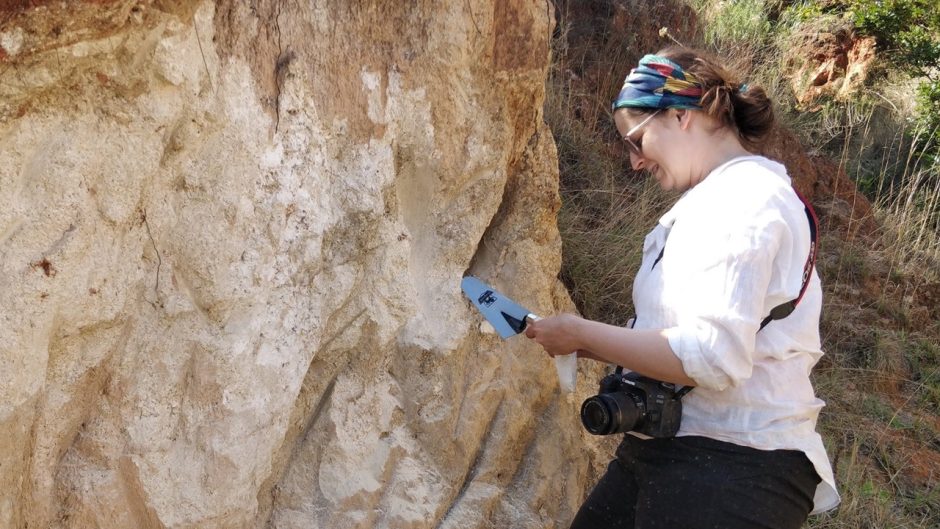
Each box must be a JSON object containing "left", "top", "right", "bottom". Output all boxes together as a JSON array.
[
  {"left": 581, "top": 399, "right": 612, "bottom": 434},
  {"left": 580, "top": 392, "right": 643, "bottom": 435}
]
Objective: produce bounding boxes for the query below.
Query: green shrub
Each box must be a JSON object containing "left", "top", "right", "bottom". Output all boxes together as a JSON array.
[
  {"left": 850, "top": 0, "right": 940, "bottom": 150},
  {"left": 851, "top": 0, "right": 940, "bottom": 71}
]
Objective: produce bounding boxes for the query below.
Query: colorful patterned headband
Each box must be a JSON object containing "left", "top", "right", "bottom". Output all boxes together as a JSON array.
[{"left": 612, "top": 55, "right": 704, "bottom": 111}]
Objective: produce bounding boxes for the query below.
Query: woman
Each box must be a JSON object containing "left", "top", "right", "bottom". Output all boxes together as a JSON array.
[{"left": 525, "top": 47, "right": 840, "bottom": 529}]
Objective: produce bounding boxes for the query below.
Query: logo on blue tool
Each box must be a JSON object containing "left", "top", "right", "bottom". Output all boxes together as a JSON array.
[{"left": 478, "top": 290, "right": 497, "bottom": 307}]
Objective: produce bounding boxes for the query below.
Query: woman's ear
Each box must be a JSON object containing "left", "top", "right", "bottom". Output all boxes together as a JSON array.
[{"left": 675, "top": 108, "right": 693, "bottom": 130}]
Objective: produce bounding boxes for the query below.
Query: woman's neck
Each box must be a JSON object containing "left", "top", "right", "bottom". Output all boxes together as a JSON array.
[{"left": 690, "top": 133, "right": 753, "bottom": 188}]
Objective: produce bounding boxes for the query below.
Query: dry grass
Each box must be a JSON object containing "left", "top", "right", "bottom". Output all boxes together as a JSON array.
[{"left": 556, "top": 176, "right": 670, "bottom": 327}]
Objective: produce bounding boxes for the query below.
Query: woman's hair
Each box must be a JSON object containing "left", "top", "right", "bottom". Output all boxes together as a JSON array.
[{"left": 655, "top": 46, "right": 774, "bottom": 147}]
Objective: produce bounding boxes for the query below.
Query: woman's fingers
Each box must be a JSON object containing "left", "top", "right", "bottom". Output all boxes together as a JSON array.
[{"left": 524, "top": 314, "right": 583, "bottom": 357}]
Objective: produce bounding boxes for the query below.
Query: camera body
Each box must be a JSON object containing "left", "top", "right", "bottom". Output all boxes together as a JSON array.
[{"left": 580, "top": 371, "right": 684, "bottom": 438}]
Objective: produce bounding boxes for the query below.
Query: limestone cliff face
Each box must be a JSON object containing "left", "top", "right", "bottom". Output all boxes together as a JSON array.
[{"left": 0, "top": 1, "right": 609, "bottom": 528}]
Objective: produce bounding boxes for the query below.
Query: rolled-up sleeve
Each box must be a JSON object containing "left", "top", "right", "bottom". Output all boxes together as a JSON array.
[{"left": 661, "top": 193, "right": 789, "bottom": 391}]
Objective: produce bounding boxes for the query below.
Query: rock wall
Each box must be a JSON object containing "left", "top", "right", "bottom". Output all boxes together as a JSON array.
[{"left": 0, "top": 1, "right": 610, "bottom": 528}]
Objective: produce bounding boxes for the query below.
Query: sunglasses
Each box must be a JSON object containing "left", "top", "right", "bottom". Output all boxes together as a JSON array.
[{"left": 622, "top": 109, "right": 662, "bottom": 155}]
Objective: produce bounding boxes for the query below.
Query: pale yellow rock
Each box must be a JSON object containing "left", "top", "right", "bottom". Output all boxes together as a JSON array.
[{"left": 0, "top": 1, "right": 614, "bottom": 528}]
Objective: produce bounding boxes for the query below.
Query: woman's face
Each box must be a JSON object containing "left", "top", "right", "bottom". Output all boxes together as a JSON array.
[{"left": 614, "top": 108, "right": 692, "bottom": 192}]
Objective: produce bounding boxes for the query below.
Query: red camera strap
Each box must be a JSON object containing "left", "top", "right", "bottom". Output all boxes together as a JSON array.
[{"left": 757, "top": 189, "right": 818, "bottom": 331}]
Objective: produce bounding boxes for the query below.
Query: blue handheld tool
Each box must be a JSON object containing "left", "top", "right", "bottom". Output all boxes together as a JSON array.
[{"left": 460, "top": 276, "right": 538, "bottom": 339}]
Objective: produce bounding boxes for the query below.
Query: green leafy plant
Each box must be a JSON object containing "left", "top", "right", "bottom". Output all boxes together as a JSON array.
[
  {"left": 851, "top": 0, "right": 940, "bottom": 70},
  {"left": 850, "top": 0, "right": 940, "bottom": 149}
]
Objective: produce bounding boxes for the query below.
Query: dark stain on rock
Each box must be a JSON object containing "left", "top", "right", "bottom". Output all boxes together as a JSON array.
[{"left": 31, "top": 257, "right": 56, "bottom": 277}]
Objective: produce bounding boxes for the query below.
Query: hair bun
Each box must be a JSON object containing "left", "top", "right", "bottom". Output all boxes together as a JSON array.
[{"left": 655, "top": 46, "right": 774, "bottom": 147}]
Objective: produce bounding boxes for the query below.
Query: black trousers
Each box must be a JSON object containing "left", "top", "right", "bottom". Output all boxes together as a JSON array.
[{"left": 570, "top": 435, "right": 820, "bottom": 529}]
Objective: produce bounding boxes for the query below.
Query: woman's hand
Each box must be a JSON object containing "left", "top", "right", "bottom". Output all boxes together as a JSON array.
[{"left": 524, "top": 313, "right": 586, "bottom": 357}]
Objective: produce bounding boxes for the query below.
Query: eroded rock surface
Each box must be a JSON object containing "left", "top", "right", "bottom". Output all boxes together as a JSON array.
[
  {"left": 0, "top": 1, "right": 609, "bottom": 527},
  {"left": 785, "top": 23, "right": 877, "bottom": 109}
]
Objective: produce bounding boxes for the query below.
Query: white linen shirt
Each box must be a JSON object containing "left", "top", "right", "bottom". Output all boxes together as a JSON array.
[{"left": 631, "top": 155, "right": 840, "bottom": 514}]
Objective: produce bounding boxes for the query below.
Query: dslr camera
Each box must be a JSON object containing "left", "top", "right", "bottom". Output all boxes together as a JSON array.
[{"left": 580, "top": 370, "right": 687, "bottom": 438}]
